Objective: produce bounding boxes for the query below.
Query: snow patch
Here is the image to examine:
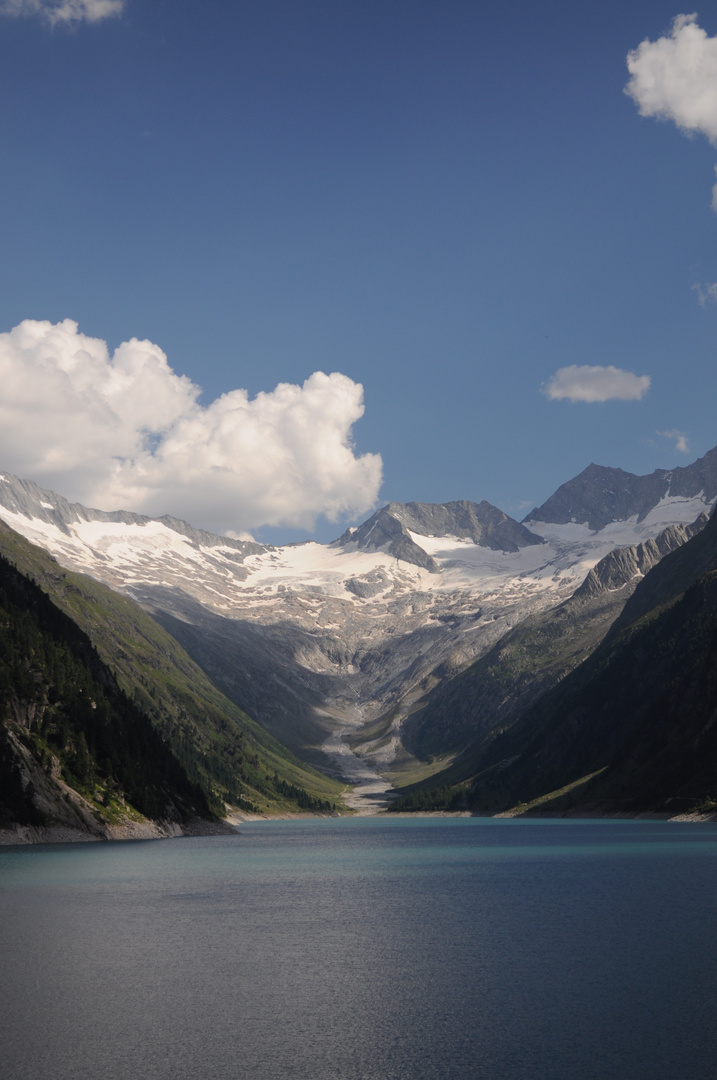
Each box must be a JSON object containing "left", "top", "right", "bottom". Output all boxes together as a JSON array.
[{"left": 640, "top": 493, "right": 708, "bottom": 530}]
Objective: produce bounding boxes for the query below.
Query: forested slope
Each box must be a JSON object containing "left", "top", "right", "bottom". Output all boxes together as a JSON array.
[
  {"left": 0, "top": 550, "right": 214, "bottom": 837},
  {"left": 0, "top": 521, "right": 344, "bottom": 825}
]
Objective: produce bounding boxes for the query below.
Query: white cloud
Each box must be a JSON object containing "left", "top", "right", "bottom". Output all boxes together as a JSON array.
[
  {"left": 542, "top": 365, "right": 651, "bottom": 403},
  {"left": 658, "top": 428, "right": 690, "bottom": 453},
  {"left": 0, "top": 319, "right": 383, "bottom": 534},
  {"left": 625, "top": 14, "right": 717, "bottom": 209},
  {"left": 692, "top": 280, "right": 717, "bottom": 305},
  {"left": 625, "top": 15, "right": 717, "bottom": 139},
  {"left": 0, "top": 0, "right": 123, "bottom": 24}
]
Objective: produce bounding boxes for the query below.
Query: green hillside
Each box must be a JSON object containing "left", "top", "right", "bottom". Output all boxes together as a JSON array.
[
  {"left": 0, "top": 521, "right": 345, "bottom": 816},
  {"left": 0, "top": 550, "right": 212, "bottom": 832}
]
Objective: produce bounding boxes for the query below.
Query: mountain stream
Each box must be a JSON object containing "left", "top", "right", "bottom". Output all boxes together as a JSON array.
[{"left": 321, "top": 728, "right": 393, "bottom": 814}]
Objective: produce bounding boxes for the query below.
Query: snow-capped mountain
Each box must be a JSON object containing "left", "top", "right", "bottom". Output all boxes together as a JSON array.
[
  {"left": 336, "top": 500, "right": 544, "bottom": 572},
  {"left": 524, "top": 447, "right": 717, "bottom": 531},
  {"left": 0, "top": 448, "right": 715, "bottom": 783}
]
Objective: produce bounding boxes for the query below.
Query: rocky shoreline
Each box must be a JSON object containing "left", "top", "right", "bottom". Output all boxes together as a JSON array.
[
  {"left": 0, "top": 816, "right": 237, "bottom": 846},
  {"left": 4, "top": 806, "right": 715, "bottom": 846}
]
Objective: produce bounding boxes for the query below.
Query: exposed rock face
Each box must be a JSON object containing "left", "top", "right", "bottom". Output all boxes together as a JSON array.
[
  {"left": 338, "top": 506, "right": 440, "bottom": 572},
  {"left": 340, "top": 499, "right": 543, "bottom": 571},
  {"left": 525, "top": 446, "right": 717, "bottom": 531},
  {"left": 573, "top": 515, "right": 708, "bottom": 599},
  {"left": 344, "top": 570, "right": 391, "bottom": 598},
  {"left": 0, "top": 698, "right": 223, "bottom": 846}
]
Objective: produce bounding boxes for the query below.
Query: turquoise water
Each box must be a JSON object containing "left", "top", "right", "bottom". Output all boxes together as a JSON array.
[{"left": 1, "top": 816, "right": 717, "bottom": 1079}]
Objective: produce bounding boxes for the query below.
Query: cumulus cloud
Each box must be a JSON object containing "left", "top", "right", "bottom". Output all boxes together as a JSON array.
[
  {"left": 625, "top": 14, "right": 717, "bottom": 208},
  {"left": 658, "top": 428, "right": 690, "bottom": 453},
  {"left": 625, "top": 14, "right": 717, "bottom": 139},
  {"left": 0, "top": 0, "right": 123, "bottom": 24},
  {"left": 542, "top": 364, "right": 651, "bottom": 403},
  {"left": 0, "top": 319, "right": 383, "bottom": 534}
]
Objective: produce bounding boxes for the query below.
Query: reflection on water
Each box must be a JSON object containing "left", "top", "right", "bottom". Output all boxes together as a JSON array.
[{"left": 1, "top": 817, "right": 717, "bottom": 1080}]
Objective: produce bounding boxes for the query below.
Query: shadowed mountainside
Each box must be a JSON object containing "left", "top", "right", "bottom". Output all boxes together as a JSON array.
[
  {"left": 393, "top": 508, "right": 717, "bottom": 816},
  {"left": 399, "top": 514, "right": 708, "bottom": 765}
]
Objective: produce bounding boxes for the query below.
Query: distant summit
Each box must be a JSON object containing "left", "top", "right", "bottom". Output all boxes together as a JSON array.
[
  {"left": 524, "top": 446, "right": 717, "bottom": 531},
  {"left": 338, "top": 499, "right": 543, "bottom": 572}
]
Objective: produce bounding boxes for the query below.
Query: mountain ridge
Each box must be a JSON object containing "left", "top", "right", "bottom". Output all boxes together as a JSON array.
[
  {"left": 524, "top": 445, "right": 717, "bottom": 531},
  {"left": 398, "top": 511, "right": 709, "bottom": 768},
  {"left": 1, "top": 448, "right": 715, "bottom": 794},
  {"left": 469, "top": 510, "right": 717, "bottom": 817}
]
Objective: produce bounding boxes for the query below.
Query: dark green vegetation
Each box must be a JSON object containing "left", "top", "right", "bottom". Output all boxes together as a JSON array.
[
  {"left": 392, "top": 513, "right": 717, "bottom": 816},
  {"left": 0, "top": 522, "right": 343, "bottom": 826},
  {"left": 0, "top": 550, "right": 211, "bottom": 830}
]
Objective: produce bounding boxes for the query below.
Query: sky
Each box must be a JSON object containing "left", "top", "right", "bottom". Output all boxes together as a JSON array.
[{"left": 1, "top": 1, "right": 717, "bottom": 542}]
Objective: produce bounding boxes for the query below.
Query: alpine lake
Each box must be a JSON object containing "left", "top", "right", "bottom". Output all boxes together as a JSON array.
[{"left": 2, "top": 816, "right": 716, "bottom": 1080}]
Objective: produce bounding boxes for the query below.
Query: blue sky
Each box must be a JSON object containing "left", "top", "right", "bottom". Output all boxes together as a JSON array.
[{"left": 1, "top": 1, "right": 716, "bottom": 541}]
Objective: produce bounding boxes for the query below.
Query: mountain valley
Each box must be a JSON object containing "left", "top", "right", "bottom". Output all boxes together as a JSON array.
[{"left": 1, "top": 447, "right": 717, "bottom": 819}]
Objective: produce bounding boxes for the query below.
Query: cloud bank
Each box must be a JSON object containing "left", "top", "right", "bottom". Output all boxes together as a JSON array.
[
  {"left": 0, "top": 319, "right": 383, "bottom": 535},
  {"left": 542, "top": 365, "right": 651, "bottom": 403},
  {"left": 625, "top": 14, "right": 717, "bottom": 208},
  {"left": 0, "top": 0, "right": 123, "bottom": 24}
]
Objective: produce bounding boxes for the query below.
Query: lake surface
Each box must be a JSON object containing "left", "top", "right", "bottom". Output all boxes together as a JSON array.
[{"left": 2, "top": 816, "right": 717, "bottom": 1080}]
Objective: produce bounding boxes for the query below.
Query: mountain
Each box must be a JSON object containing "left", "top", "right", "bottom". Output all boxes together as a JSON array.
[
  {"left": 0, "top": 448, "right": 715, "bottom": 800},
  {"left": 394, "top": 506, "right": 717, "bottom": 816},
  {"left": 524, "top": 446, "right": 717, "bottom": 531},
  {"left": 399, "top": 514, "right": 709, "bottom": 766},
  {"left": 338, "top": 500, "right": 543, "bottom": 572},
  {"left": 0, "top": 521, "right": 344, "bottom": 826},
  {"left": 0, "top": 547, "right": 219, "bottom": 843}
]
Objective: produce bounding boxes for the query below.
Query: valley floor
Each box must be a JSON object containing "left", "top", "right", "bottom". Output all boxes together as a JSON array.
[{"left": 321, "top": 727, "right": 394, "bottom": 814}]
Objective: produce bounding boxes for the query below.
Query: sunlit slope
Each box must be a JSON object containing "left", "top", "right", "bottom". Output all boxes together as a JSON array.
[{"left": 0, "top": 521, "right": 344, "bottom": 814}]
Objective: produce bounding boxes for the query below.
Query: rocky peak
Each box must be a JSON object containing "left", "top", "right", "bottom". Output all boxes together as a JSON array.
[
  {"left": 336, "top": 498, "right": 543, "bottom": 572},
  {"left": 524, "top": 446, "right": 717, "bottom": 531}
]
